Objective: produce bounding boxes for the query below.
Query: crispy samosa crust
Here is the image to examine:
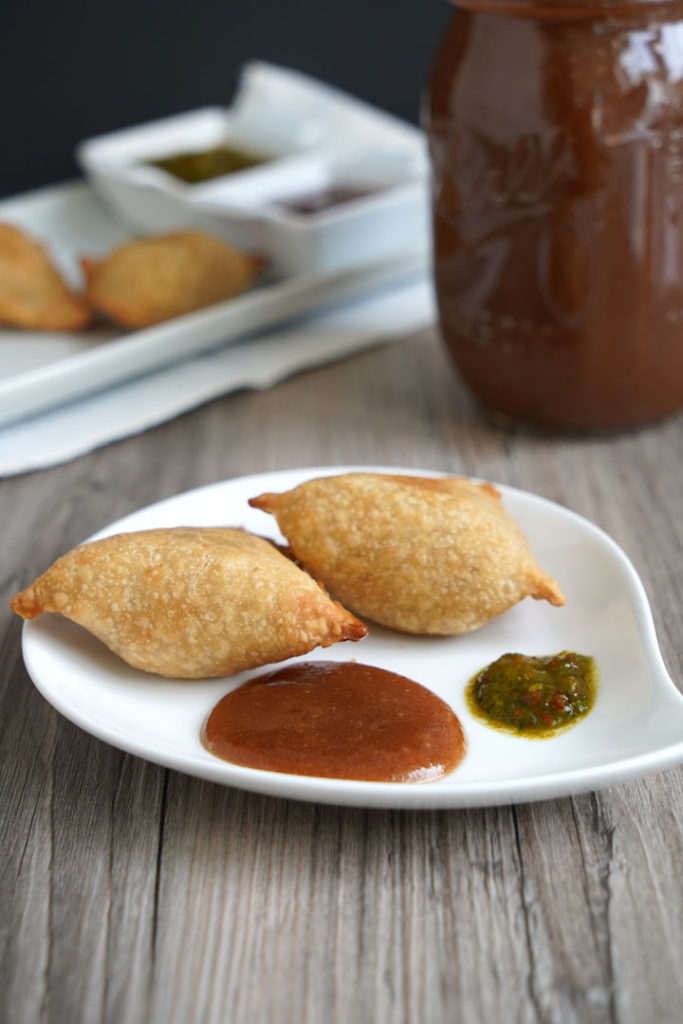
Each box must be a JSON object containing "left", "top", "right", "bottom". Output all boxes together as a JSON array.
[
  {"left": 249, "top": 473, "right": 565, "bottom": 635},
  {"left": 11, "top": 527, "right": 367, "bottom": 678}
]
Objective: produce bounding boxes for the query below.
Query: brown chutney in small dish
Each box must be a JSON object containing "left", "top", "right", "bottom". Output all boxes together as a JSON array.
[{"left": 202, "top": 661, "right": 467, "bottom": 782}]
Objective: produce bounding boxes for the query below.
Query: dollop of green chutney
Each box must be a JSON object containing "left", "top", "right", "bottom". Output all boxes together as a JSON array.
[
  {"left": 149, "top": 144, "right": 270, "bottom": 183},
  {"left": 466, "top": 651, "right": 596, "bottom": 737}
]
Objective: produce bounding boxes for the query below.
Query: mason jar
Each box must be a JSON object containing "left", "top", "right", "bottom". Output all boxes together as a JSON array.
[{"left": 425, "top": 0, "right": 683, "bottom": 430}]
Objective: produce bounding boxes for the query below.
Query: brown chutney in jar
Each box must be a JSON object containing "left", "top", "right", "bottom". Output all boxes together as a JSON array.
[{"left": 425, "top": 0, "right": 683, "bottom": 430}]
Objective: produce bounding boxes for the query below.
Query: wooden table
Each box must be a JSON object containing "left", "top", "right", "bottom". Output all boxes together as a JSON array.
[{"left": 2, "top": 328, "right": 682, "bottom": 1024}]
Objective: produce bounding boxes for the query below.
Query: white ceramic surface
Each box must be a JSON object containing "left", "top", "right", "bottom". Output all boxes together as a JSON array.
[{"left": 19, "top": 467, "right": 683, "bottom": 810}]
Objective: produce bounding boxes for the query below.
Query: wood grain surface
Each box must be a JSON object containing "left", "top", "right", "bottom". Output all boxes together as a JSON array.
[{"left": 1, "top": 328, "right": 682, "bottom": 1024}]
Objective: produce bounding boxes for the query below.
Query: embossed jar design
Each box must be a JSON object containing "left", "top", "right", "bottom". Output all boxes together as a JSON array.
[{"left": 425, "top": 0, "right": 683, "bottom": 430}]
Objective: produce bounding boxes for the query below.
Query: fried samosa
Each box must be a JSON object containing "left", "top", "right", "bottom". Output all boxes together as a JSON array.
[
  {"left": 0, "top": 222, "right": 91, "bottom": 330},
  {"left": 249, "top": 473, "right": 565, "bottom": 635},
  {"left": 82, "top": 230, "right": 262, "bottom": 328},
  {"left": 11, "top": 527, "right": 367, "bottom": 678}
]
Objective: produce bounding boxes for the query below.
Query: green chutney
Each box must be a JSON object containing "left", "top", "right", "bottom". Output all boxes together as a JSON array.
[
  {"left": 466, "top": 651, "right": 597, "bottom": 738},
  {"left": 149, "top": 144, "right": 270, "bottom": 184}
]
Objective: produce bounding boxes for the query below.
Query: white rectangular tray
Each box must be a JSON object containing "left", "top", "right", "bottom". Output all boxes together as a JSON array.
[{"left": 0, "top": 181, "right": 427, "bottom": 429}]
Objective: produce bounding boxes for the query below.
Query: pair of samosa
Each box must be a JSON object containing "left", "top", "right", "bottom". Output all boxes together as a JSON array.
[
  {"left": 0, "top": 222, "right": 260, "bottom": 331},
  {"left": 11, "top": 473, "right": 564, "bottom": 679}
]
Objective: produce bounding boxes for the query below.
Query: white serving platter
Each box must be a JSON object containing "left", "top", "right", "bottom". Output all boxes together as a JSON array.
[
  {"left": 18, "top": 466, "right": 683, "bottom": 810},
  {"left": 0, "top": 182, "right": 427, "bottom": 429}
]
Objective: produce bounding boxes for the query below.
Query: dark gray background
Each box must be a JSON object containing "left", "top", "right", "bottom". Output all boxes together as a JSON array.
[{"left": 0, "top": 0, "right": 451, "bottom": 199}]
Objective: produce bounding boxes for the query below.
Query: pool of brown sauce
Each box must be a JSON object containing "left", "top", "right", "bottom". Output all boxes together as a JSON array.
[{"left": 202, "top": 661, "right": 466, "bottom": 783}]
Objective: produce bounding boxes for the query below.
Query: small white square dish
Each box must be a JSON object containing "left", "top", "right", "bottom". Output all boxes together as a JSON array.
[{"left": 76, "top": 62, "right": 430, "bottom": 276}]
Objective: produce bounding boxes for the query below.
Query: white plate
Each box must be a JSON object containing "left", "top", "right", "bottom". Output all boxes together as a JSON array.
[
  {"left": 19, "top": 467, "right": 683, "bottom": 809},
  {"left": 0, "top": 183, "right": 426, "bottom": 428}
]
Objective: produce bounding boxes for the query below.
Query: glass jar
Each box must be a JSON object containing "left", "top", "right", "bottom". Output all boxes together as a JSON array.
[{"left": 425, "top": 0, "right": 683, "bottom": 430}]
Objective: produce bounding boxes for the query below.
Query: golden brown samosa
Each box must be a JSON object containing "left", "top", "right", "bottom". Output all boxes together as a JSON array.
[
  {"left": 0, "top": 222, "right": 91, "bottom": 330},
  {"left": 249, "top": 473, "right": 565, "bottom": 635},
  {"left": 82, "top": 230, "right": 262, "bottom": 328},
  {"left": 11, "top": 527, "right": 367, "bottom": 678}
]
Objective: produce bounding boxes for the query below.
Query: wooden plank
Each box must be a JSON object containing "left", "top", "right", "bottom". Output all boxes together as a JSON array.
[{"left": 1, "top": 329, "right": 682, "bottom": 1024}]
